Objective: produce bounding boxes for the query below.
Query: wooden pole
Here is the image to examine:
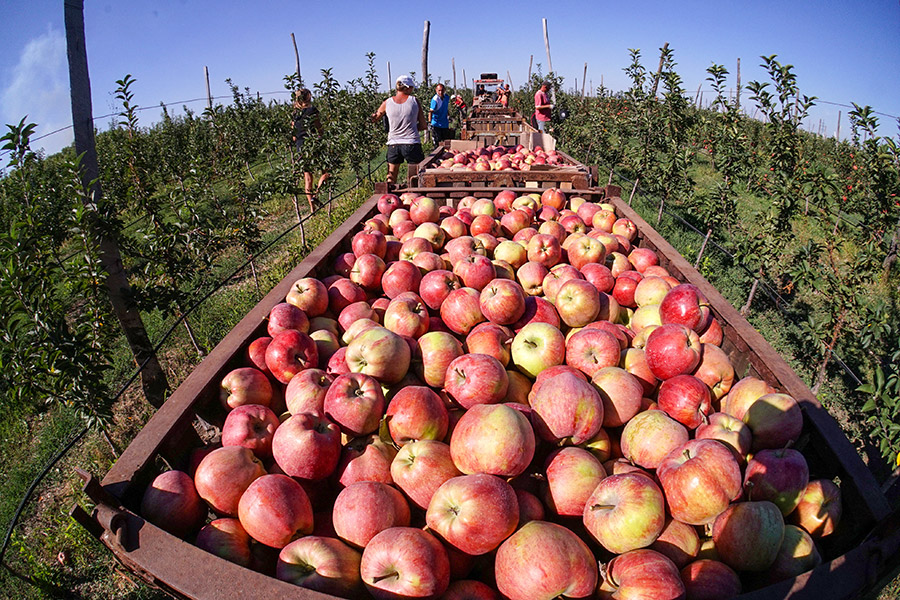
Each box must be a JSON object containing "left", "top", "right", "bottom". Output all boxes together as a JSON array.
[
  {"left": 542, "top": 18, "right": 554, "bottom": 74},
  {"left": 291, "top": 33, "right": 301, "bottom": 82},
  {"left": 422, "top": 20, "right": 430, "bottom": 87},
  {"left": 735, "top": 57, "right": 741, "bottom": 110},
  {"left": 528, "top": 55, "right": 533, "bottom": 82},
  {"left": 452, "top": 58, "right": 457, "bottom": 90},
  {"left": 582, "top": 63, "right": 587, "bottom": 97},
  {"left": 695, "top": 84, "right": 702, "bottom": 107},
  {"left": 204, "top": 66, "right": 212, "bottom": 110},
  {"left": 836, "top": 111, "right": 842, "bottom": 139},
  {"left": 507, "top": 70, "right": 513, "bottom": 91},
  {"left": 64, "top": 0, "right": 168, "bottom": 408},
  {"left": 387, "top": 61, "right": 392, "bottom": 90},
  {"left": 650, "top": 42, "right": 669, "bottom": 98},
  {"left": 462, "top": 69, "right": 467, "bottom": 94}
]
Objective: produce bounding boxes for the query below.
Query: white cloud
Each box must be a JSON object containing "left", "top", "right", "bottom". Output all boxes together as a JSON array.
[{"left": 1, "top": 27, "right": 73, "bottom": 157}]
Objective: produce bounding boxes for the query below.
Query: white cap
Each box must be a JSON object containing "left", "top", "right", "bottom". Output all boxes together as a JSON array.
[{"left": 396, "top": 74, "right": 417, "bottom": 90}]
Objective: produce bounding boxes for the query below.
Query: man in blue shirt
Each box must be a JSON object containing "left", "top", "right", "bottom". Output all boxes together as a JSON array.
[{"left": 428, "top": 83, "right": 452, "bottom": 146}]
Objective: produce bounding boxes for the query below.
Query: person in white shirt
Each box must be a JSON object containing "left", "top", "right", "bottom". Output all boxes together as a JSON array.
[{"left": 371, "top": 75, "right": 427, "bottom": 185}]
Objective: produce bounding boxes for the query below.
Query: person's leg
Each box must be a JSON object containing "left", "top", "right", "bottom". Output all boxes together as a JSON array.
[
  {"left": 304, "top": 171, "right": 314, "bottom": 210},
  {"left": 537, "top": 120, "right": 546, "bottom": 132},
  {"left": 386, "top": 162, "right": 400, "bottom": 184}
]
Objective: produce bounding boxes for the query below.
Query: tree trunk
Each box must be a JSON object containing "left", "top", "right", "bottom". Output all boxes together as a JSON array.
[
  {"left": 811, "top": 312, "right": 846, "bottom": 396},
  {"left": 883, "top": 211, "right": 900, "bottom": 277},
  {"left": 741, "top": 273, "right": 761, "bottom": 316},
  {"left": 66, "top": 0, "right": 168, "bottom": 408}
]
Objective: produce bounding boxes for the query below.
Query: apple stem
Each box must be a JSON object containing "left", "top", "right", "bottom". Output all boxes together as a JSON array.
[
  {"left": 372, "top": 571, "right": 399, "bottom": 584},
  {"left": 590, "top": 504, "right": 615, "bottom": 511},
  {"left": 683, "top": 448, "right": 692, "bottom": 460}
]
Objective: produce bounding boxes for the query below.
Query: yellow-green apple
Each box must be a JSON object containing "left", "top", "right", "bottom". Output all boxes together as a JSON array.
[
  {"left": 650, "top": 518, "right": 700, "bottom": 569},
  {"left": 333, "top": 481, "right": 411, "bottom": 549},
  {"left": 140, "top": 470, "right": 207, "bottom": 538},
  {"left": 659, "top": 283, "right": 710, "bottom": 331},
  {"left": 592, "top": 366, "right": 644, "bottom": 428},
  {"left": 360, "top": 527, "right": 449, "bottom": 599},
  {"left": 196, "top": 518, "right": 253, "bottom": 567},
  {"left": 419, "top": 270, "right": 460, "bottom": 311},
  {"left": 511, "top": 322, "right": 566, "bottom": 379},
  {"left": 439, "top": 287, "right": 485, "bottom": 335},
  {"left": 391, "top": 440, "right": 461, "bottom": 511},
  {"left": 679, "top": 559, "right": 741, "bottom": 600},
  {"left": 389, "top": 208, "right": 411, "bottom": 230},
  {"left": 413, "top": 331, "right": 464, "bottom": 388},
  {"left": 276, "top": 535, "right": 362, "bottom": 597},
  {"left": 385, "top": 386, "right": 449, "bottom": 445},
  {"left": 378, "top": 192, "right": 402, "bottom": 215},
  {"left": 579, "top": 426, "right": 612, "bottom": 462},
  {"left": 221, "top": 404, "right": 279, "bottom": 459},
  {"left": 309, "top": 316, "right": 339, "bottom": 336},
  {"left": 598, "top": 291, "right": 622, "bottom": 323},
  {"left": 399, "top": 236, "right": 432, "bottom": 261},
  {"left": 542, "top": 264, "right": 583, "bottom": 303},
  {"left": 565, "top": 328, "right": 621, "bottom": 378},
  {"left": 631, "top": 303, "right": 663, "bottom": 334},
  {"left": 340, "top": 317, "right": 379, "bottom": 346},
  {"left": 644, "top": 324, "right": 702, "bottom": 380},
  {"left": 634, "top": 276, "right": 673, "bottom": 308},
  {"left": 692, "top": 343, "right": 735, "bottom": 402},
  {"left": 220, "top": 367, "right": 273, "bottom": 410},
  {"left": 620, "top": 347, "right": 659, "bottom": 396},
  {"left": 350, "top": 253, "right": 386, "bottom": 292},
  {"left": 272, "top": 412, "right": 341, "bottom": 480},
  {"left": 426, "top": 474, "right": 518, "bottom": 555},
  {"left": 383, "top": 292, "right": 429, "bottom": 339},
  {"left": 712, "top": 500, "right": 785, "bottom": 572},
  {"left": 512, "top": 194, "right": 539, "bottom": 212},
  {"left": 607, "top": 251, "right": 632, "bottom": 278},
  {"left": 286, "top": 277, "right": 329, "bottom": 317},
  {"left": 694, "top": 412, "right": 752, "bottom": 464},
  {"left": 612, "top": 217, "right": 638, "bottom": 242},
  {"left": 195, "top": 446, "right": 266, "bottom": 517},
  {"left": 789, "top": 479, "right": 842, "bottom": 538},
  {"left": 381, "top": 260, "right": 423, "bottom": 299},
  {"left": 511, "top": 295, "right": 561, "bottom": 331},
  {"left": 326, "top": 277, "right": 366, "bottom": 314},
  {"left": 322, "top": 373, "right": 385, "bottom": 437},
  {"left": 414, "top": 222, "right": 445, "bottom": 248},
  {"left": 583, "top": 472, "right": 666, "bottom": 554},
  {"left": 657, "top": 439, "right": 742, "bottom": 525},
  {"left": 465, "top": 323, "right": 513, "bottom": 366},
  {"left": 556, "top": 279, "right": 601, "bottom": 328},
  {"left": 592, "top": 209, "right": 617, "bottom": 232},
  {"left": 598, "top": 549, "right": 685, "bottom": 600},
  {"left": 310, "top": 330, "right": 339, "bottom": 367},
  {"left": 516, "top": 260, "right": 549, "bottom": 296},
  {"left": 493, "top": 240, "right": 527, "bottom": 269},
  {"left": 410, "top": 196, "right": 441, "bottom": 225},
  {"left": 495, "top": 520, "right": 598, "bottom": 600},
  {"left": 237, "top": 473, "right": 313, "bottom": 548},
  {"left": 543, "top": 447, "right": 607, "bottom": 517},
  {"left": 720, "top": 375, "right": 775, "bottom": 420},
  {"left": 335, "top": 433, "right": 396, "bottom": 488},
  {"left": 766, "top": 525, "right": 825, "bottom": 582},
  {"left": 530, "top": 371, "right": 604, "bottom": 445},
  {"left": 743, "top": 448, "right": 810, "bottom": 515},
  {"left": 444, "top": 353, "right": 509, "bottom": 409},
  {"left": 352, "top": 228, "right": 387, "bottom": 258},
  {"left": 449, "top": 403, "right": 535, "bottom": 477},
  {"left": 657, "top": 374, "right": 712, "bottom": 429},
  {"left": 345, "top": 326, "right": 411, "bottom": 384},
  {"left": 621, "top": 409, "right": 689, "bottom": 469},
  {"left": 743, "top": 392, "right": 803, "bottom": 451},
  {"left": 526, "top": 233, "right": 562, "bottom": 268},
  {"left": 470, "top": 197, "right": 496, "bottom": 216},
  {"left": 479, "top": 278, "right": 526, "bottom": 325}
]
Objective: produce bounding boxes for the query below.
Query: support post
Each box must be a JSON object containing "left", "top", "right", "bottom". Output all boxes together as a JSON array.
[
  {"left": 205, "top": 66, "right": 212, "bottom": 110},
  {"left": 836, "top": 111, "right": 841, "bottom": 140},
  {"left": 291, "top": 33, "right": 301, "bottom": 82},
  {"left": 542, "top": 18, "right": 556, "bottom": 105},
  {"left": 528, "top": 55, "right": 533, "bottom": 81},
  {"left": 506, "top": 70, "right": 513, "bottom": 91},
  {"left": 650, "top": 42, "right": 669, "bottom": 98},
  {"left": 582, "top": 63, "right": 587, "bottom": 97},
  {"left": 422, "top": 20, "right": 430, "bottom": 87},
  {"left": 735, "top": 57, "right": 741, "bottom": 111},
  {"left": 452, "top": 58, "right": 457, "bottom": 90},
  {"left": 387, "top": 61, "right": 392, "bottom": 89}
]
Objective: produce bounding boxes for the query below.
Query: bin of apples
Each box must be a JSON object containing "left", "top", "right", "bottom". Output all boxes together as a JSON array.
[
  {"left": 435, "top": 145, "right": 568, "bottom": 171},
  {"left": 140, "top": 188, "right": 842, "bottom": 600}
]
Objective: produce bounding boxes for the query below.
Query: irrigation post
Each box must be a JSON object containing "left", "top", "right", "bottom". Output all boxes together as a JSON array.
[
  {"left": 650, "top": 42, "right": 669, "bottom": 98},
  {"left": 836, "top": 111, "right": 842, "bottom": 140},
  {"left": 422, "top": 20, "right": 430, "bottom": 88},
  {"left": 736, "top": 57, "right": 741, "bottom": 111},
  {"left": 205, "top": 66, "right": 212, "bottom": 110},
  {"left": 387, "top": 61, "right": 392, "bottom": 89},
  {"left": 64, "top": 0, "right": 168, "bottom": 408},
  {"left": 507, "top": 70, "right": 513, "bottom": 91},
  {"left": 291, "top": 33, "right": 301, "bottom": 83},
  {"left": 582, "top": 63, "right": 587, "bottom": 97},
  {"left": 452, "top": 58, "right": 457, "bottom": 90},
  {"left": 542, "top": 18, "right": 556, "bottom": 105},
  {"left": 462, "top": 69, "right": 467, "bottom": 94},
  {"left": 528, "top": 55, "right": 533, "bottom": 81}
]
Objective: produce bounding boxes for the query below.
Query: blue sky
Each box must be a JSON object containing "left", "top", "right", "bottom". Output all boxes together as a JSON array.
[{"left": 1, "top": 0, "right": 898, "bottom": 156}]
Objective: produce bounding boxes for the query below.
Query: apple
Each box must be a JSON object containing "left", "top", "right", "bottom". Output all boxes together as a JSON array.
[
  {"left": 450, "top": 403, "right": 535, "bottom": 478},
  {"left": 628, "top": 247, "right": 660, "bottom": 273},
  {"left": 264, "top": 330, "right": 321, "bottom": 386},
  {"left": 743, "top": 392, "right": 803, "bottom": 451},
  {"left": 612, "top": 217, "right": 638, "bottom": 242},
  {"left": 383, "top": 292, "right": 430, "bottom": 339},
  {"left": 712, "top": 500, "right": 786, "bottom": 572},
  {"left": 381, "top": 260, "right": 423, "bottom": 299},
  {"left": 657, "top": 439, "right": 742, "bottom": 525},
  {"left": 526, "top": 233, "right": 562, "bottom": 268},
  {"left": 680, "top": 559, "right": 741, "bottom": 600},
  {"left": 285, "top": 277, "right": 329, "bottom": 317},
  {"left": 445, "top": 236, "right": 484, "bottom": 266},
  {"left": 516, "top": 260, "right": 549, "bottom": 296},
  {"left": 360, "top": 527, "right": 450, "bottom": 599},
  {"left": 444, "top": 353, "right": 509, "bottom": 409},
  {"left": 277, "top": 535, "right": 363, "bottom": 597},
  {"left": 419, "top": 270, "right": 461, "bottom": 311},
  {"left": 500, "top": 210, "right": 532, "bottom": 237},
  {"left": 340, "top": 317, "right": 379, "bottom": 346},
  {"left": 465, "top": 322, "right": 513, "bottom": 366},
  {"left": 140, "top": 470, "right": 207, "bottom": 538},
  {"left": 511, "top": 322, "right": 566, "bottom": 379},
  {"left": 540, "top": 188, "right": 566, "bottom": 210},
  {"left": 386, "top": 386, "right": 449, "bottom": 445},
  {"left": 789, "top": 479, "right": 842, "bottom": 538},
  {"left": 350, "top": 253, "right": 386, "bottom": 291},
  {"left": 650, "top": 518, "right": 701, "bottom": 569},
  {"left": 244, "top": 336, "right": 272, "bottom": 375},
  {"left": 378, "top": 193, "right": 402, "bottom": 215},
  {"left": 196, "top": 518, "right": 253, "bottom": 567},
  {"left": 644, "top": 323, "right": 702, "bottom": 380},
  {"left": 345, "top": 326, "right": 411, "bottom": 384},
  {"left": 659, "top": 284, "right": 710, "bottom": 332},
  {"left": 426, "top": 474, "right": 518, "bottom": 555},
  {"left": 453, "top": 253, "right": 495, "bottom": 291},
  {"left": 267, "top": 302, "right": 310, "bottom": 337},
  {"left": 583, "top": 472, "right": 666, "bottom": 554},
  {"left": 391, "top": 440, "right": 462, "bottom": 511},
  {"left": 479, "top": 278, "right": 527, "bottom": 325},
  {"left": 352, "top": 228, "right": 387, "bottom": 258},
  {"left": 414, "top": 222, "right": 445, "bottom": 248},
  {"left": 694, "top": 412, "right": 752, "bottom": 463},
  {"left": 335, "top": 433, "right": 397, "bottom": 488},
  {"left": 194, "top": 446, "right": 267, "bottom": 517},
  {"left": 221, "top": 404, "right": 280, "bottom": 459},
  {"left": 543, "top": 447, "right": 607, "bottom": 517},
  {"left": 220, "top": 367, "right": 273, "bottom": 410},
  {"left": 720, "top": 375, "right": 775, "bottom": 421},
  {"left": 581, "top": 262, "right": 616, "bottom": 293},
  {"left": 530, "top": 371, "right": 604, "bottom": 445},
  {"left": 443, "top": 580, "right": 499, "bottom": 600},
  {"left": 512, "top": 295, "right": 561, "bottom": 331},
  {"left": 440, "top": 287, "right": 486, "bottom": 335},
  {"left": 597, "top": 549, "right": 686, "bottom": 600},
  {"left": 272, "top": 412, "right": 341, "bottom": 480},
  {"left": 592, "top": 366, "right": 645, "bottom": 427},
  {"left": 620, "top": 347, "right": 659, "bottom": 396},
  {"left": 692, "top": 343, "right": 735, "bottom": 401},
  {"left": 469, "top": 214, "right": 499, "bottom": 237},
  {"left": 333, "top": 481, "right": 411, "bottom": 549},
  {"left": 621, "top": 410, "right": 689, "bottom": 469},
  {"left": 410, "top": 196, "right": 441, "bottom": 225},
  {"left": 494, "top": 189, "right": 517, "bottom": 212},
  {"left": 327, "top": 277, "right": 367, "bottom": 314},
  {"left": 494, "top": 240, "right": 528, "bottom": 269},
  {"left": 633, "top": 276, "right": 673, "bottom": 308},
  {"left": 657, "top": 374, "right": 712, "bottom": 429},
  {"left": 542, "top": 264, "right": 583, "bottom": 304},
  {"left": 338, "top": 300, "right": 377, "bottom": 333},
  {"left": 538, "top": 219, "right": 567, "bottom": 244},
  {"left": 413, "top": 330, "right": 465, "bottom": 388},
  {"left": 555, "top": 279, "right": 601, "bottom": 328},
  {"left": 322, "top": 373, "right": 385, "bottom": 437},
  {"left": 592, "top": 209, "right": 617, "bottom": 232},
  {"left": 743, "top": 447, "right": 810, "bottom": 515},
  {"left": 238, "top": 474, "right": 313, "bottom": 548},
  {"left": 567, "top": 234, "right": 606, "bottom": 270},
  {"left": 495, "top": 520, "right": 598, "bottom": 600},
  {"left": 565, "top": 328, "right": 621, "bottom": 378},
  {"left": 400, "top": 236, "right": 433, "bottom": 261}
]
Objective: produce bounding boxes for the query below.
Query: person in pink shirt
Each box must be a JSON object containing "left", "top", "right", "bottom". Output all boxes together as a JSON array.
[{"left": 533, "top": 81, "right": 553, "bottom": 132}]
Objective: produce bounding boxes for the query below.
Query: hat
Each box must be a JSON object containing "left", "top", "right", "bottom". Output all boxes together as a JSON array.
[{"left": 396, "top": 74, "right": 417, "bottom": 90}]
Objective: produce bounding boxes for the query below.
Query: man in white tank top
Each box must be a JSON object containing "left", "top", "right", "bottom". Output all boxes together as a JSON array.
[{"left": 372, "top": 75, "right": 427, "bottom": 185}]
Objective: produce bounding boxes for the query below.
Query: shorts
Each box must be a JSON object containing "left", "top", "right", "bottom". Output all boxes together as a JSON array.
[
  {"left": 431, "top": 126, "right": 453, "bottom": 145},
  {"left": 387, "top": 143, "right": 425, "bottom": 165}
]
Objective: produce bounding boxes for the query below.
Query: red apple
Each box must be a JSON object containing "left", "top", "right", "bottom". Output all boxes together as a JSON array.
[
  {"left": 657, "top": 439, "right": 742, "bottom": 525},
  {"left": 391, "top": 440, "right": 462, "bottom": 511},
  {"left": 378, "top": 193, "right": 401, "bottom": 215},
  {"left": 140, "top": 470, "right": 207, "bottom": 538},
  {"left": 426, "top": 474, "right": 518, "bottom": 555},
  {"left": 720, "top": 375, "right": 775, "bottom": 420},
  {"left": 333, "top": 481, "right": 411, "bottom": 549},
  {"left": 267, "top": 302, "right": 309, "bottom": 337},
  {"left": 444, "top": 353, "right": 509, "bottom": 409},
  {"left": 220, "top": 367, "right": 273, "bottom": 410},
  {"left": 284, "top": 368, "right": 332, "bottom": 416},
  {"left": 443, "top": 580, "right": 499, "bottom": 600},
  {"left": 694, "top": 412, "right": 752, "bottom": 463},
  {"left": 327, "top": 277, "right": 367, "bottom": 314},
  {"left": 680, "top": 559, "right": 741, "bottom": 600},
  {"left": 382, "top": 260, "right": 423, "bottom": 299},
  {"left": 789, "top": 479, "right": 842, "bottom": 538},
  {"left": 516, "top": 260, "right": 549, "bottom": 295},
  {"left": 526, "top": 233, "right": 562, "bottom": 268},
  {"left": 465, "top": 322, "right": 513, "bottom": 366},
  {"left": 598, "top": 549, "right": 686, "bottom": 600},
  {"left": 592, "top": 365, "right": 644, "bottom": 427},
  {"left": 621, "top": 347, "right": 659, "bottom": 396},
  {"left": 238, "top": 473, "right": 313, "bottom": 548},
  {"left": 450, "top": 403, "right": 535, "bottom": 477},
  {"left": 712, "top": 500, "right": 785, "bottom": 572},
  {"left": 453, "top": 253, "right": 495, "bottom": 291},
  {"left": 479, "top": 278, "right": 527, "bottom": 325},
  {"left": 352, "top": 228, "right": 387, "bottom": 258},
  {"left": 410, "top": 196, "right": 441, "bottom": 225},
  {"left": 272, "top": 412, "right": 342, "bottom": 480},
  {"left": 657, "top": 374, "right": 712, "bottom": 429},
  {"left": 511, "top": 295, "right": 561, "bottom": 331},
  {"left": 581, "top": 262, "right": 615, "bottom": 293},
  {"left": 286, "top": 277, "right": 329, "bottom": 317},
  {"left": 440, "top": 287, "right": 486, "bottom": 335},
  {"left": 360, "top": 527, "right": 450, "bottom": 599},
  {"left": 543, "top": 446, "right": 607, "bottom": 517},
  {"left": 383, "top": 292, "right": 429, "bottom": 339},
  {"left": 194, "top": 446, "right": 267, "bottom": 517},
  {"left": 335, "top": 433, "right": 397, "bottom": 488},
  {"left": 644, "top": 324, "right": 702, "bottom": 380},
  {"left": 743, "top": 447, "right": 810, "bottom": 515},
  {"left": 692, "top": 343, "right": 735, "bottom": 401},
  {"left": 565, "top": 328, "right": 621, "bottom": 378},
  {"left": 650, "top": 518, "right": 701, "bottom": 569},
  {"left": 743, "top": 392, "right": 803, "bottom": 451},
  {"left": 419, "top": 269, "right": 460, "bottom": 311},
  {"left": 386, "top": 386, "right": 449, "bottom": 445},
  {"left": 530, "top": 371, "right": 604, "bottom": 445},
  {"left": 323, "top": 373, "right": 385, "bottom": 437},
  {"left": 621, "top": 409, "right": 689, "bottom": 470},
  {"left": 583, "top": 473, "right": 666, "bottom": 554},
  {"left": 196, "top": 518, "right": 253, "bottom": 567},
  {"left": 277, "top": 535, "right": 363, "bottom": 597},
  {"left": 659, "top": 284, "right": 710, "bottom": 332},
  {"left": 540, "top": 187, "right": 566, "bottom": 210},
  {"left": 221, "top": 404, "right": 279, "bottom": 459}
]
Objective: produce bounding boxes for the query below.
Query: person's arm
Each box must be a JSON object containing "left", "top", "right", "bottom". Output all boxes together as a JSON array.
[
  {"left": 416, "top": 101, "right": 427, "bottom": 132},
  {"left": 371, "top": 99, "right": 388, "bottom": 122}
]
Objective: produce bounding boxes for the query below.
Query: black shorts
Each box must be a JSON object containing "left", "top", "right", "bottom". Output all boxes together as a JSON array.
[{"left": 387, "top": 143, "right": 425, "bottom": 165}]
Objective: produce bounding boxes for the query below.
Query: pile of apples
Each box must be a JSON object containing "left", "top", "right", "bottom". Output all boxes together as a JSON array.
[
  {"left": 139, "top": 188, "right": 843, "bottom": 600},
  {"left": 435, "top": 145, "right": 567, "bottom": 171}
]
